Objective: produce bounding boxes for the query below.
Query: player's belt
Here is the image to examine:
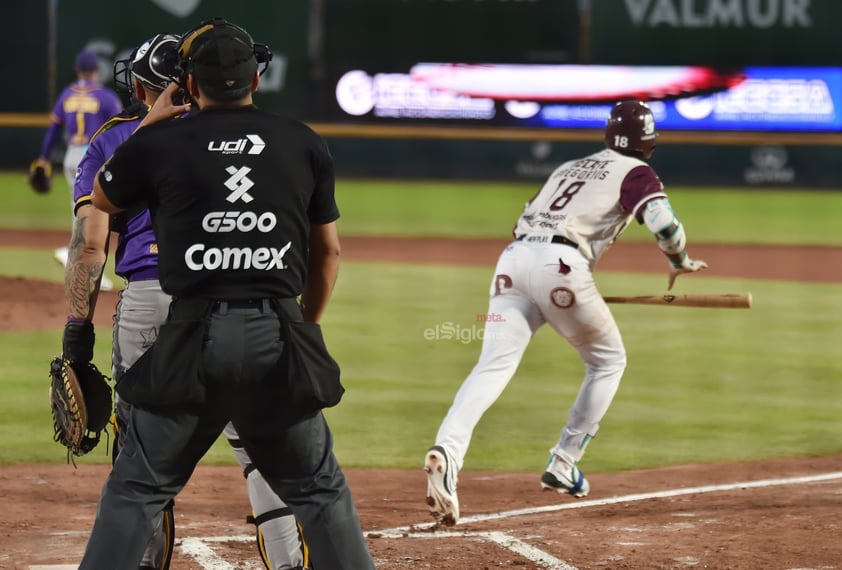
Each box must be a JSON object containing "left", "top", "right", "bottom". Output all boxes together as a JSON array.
[{"left": 516, "top": 234, "right": 578, "bottom": 248}]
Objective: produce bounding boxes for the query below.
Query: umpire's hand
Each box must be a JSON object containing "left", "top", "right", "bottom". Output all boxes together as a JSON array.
[{"left": 138, "top": 83, "right": 191, "bottom": 130}]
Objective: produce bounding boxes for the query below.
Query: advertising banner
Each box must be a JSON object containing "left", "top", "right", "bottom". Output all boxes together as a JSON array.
[{"left": 329, "top": 63, "right": 842, "bottom": 133}]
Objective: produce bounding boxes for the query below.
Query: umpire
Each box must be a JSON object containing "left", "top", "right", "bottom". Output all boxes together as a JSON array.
[{"left": 80, "top": 18, "right": 375, "bottom": 569}]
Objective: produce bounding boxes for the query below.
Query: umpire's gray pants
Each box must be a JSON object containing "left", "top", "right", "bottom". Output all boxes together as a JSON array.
[
  {"left": 80, "top": 300, "right": 375, "bottom": 570},
  {"left": 113, "top": 280, "right": 305, "bottom": 569}
]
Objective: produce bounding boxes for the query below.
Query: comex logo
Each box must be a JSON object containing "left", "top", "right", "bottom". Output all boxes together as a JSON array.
[
  {"left": 184, "top": 242, "right": 292, "bottom": 271},
  {"left": 208, "top": 135, "right": 266, "bottom": 155},
  {"left": 224, "top": 166, "right": 254, "bottom": 203}
]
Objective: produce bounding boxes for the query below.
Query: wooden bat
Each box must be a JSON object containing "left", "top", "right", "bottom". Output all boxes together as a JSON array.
[{"left": 603, "top": 293, "right": 752, "bottom": 309}]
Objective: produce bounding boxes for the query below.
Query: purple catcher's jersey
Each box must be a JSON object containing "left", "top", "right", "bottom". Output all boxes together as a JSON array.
[
  {"left": 51, "top": 80, "right": 122, "bottom": 146},
  {"left": 74, "top": 110, "right": 157, "bottom": 280}
]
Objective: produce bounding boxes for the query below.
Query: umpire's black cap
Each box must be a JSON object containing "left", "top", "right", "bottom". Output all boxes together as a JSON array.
[{"left": 180, "top": 18, "right": 259, "bottom": 93}]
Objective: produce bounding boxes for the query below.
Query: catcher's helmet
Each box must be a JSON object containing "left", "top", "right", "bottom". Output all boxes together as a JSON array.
[
  {"left": 604, "top": 100, "right": 658, "bottom": 159},
  {"left": 173, "top": 18, "right": 272, "bottom": 92},
  {"left": 114, "top": 33, "right": 181, "bottom": 96}
]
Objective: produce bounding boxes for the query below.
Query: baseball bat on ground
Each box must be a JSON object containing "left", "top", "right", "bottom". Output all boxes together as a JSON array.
[{"left": 602, "top": 293, "right": 752, "bottom": 308}]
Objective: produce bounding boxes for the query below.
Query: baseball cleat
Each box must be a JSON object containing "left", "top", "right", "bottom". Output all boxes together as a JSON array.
[
  {"left": 425, "top": 445, "right": 459, "bottom": 526},
  {"left": 541, "top": 454, "right": 590, "bottom": 498}
]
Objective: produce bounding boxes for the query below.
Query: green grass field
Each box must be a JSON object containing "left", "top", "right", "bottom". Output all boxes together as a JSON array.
[{"left": 1, "top": 171, "right": 840, "bottom": 473}]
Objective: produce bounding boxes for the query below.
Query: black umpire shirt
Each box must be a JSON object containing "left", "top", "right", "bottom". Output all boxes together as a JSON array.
[{"left": 97, "top": 105, "right": 338, "bottom": 299}]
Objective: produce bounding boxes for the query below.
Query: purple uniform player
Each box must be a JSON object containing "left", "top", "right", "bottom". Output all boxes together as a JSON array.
[
  {"left": 74, "top": 115, "right": 157, "bottom": 282},
  {"left": 39, "top": 50, "right": 122, "bottom": 276},
  {"left": 43, "top": 51, "right": 123, "bottom": 188}
]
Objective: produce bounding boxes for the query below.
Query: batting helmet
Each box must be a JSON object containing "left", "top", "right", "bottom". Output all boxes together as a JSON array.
[
  {"left": 604, "top": 100, "right": 658, "bottom": 160},
  {"left": 114, "top": 33, "right": 181, "bottom": 97}
]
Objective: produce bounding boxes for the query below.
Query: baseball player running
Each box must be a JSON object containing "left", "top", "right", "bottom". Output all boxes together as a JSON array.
[
  {"left": 68, "top": 33, "right": 308, "bottom": 569},
  {"left": 425, "top": 100, "right": 708, "bottom": 526},
  {"left": 35, "top": 49, "right": 121, "bottom": 281}
]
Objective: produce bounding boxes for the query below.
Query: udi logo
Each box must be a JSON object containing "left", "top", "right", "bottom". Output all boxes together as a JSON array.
[{"left": 208, "top": 134, "right": 266, "bottom": 155}]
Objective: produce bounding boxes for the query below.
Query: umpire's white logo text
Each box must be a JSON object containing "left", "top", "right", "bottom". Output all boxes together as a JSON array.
[
  {"left": 202, "top": 211, "right": 277, "bottom": 233},
  {"left": 185, "top": 242, "right": 292, "bottom": 271},
  {"left": 225, "top": 166, "right": 254, "bottom": 203},
  {"left": 208, "top": 135, "right": 266, "bottom": 155}
]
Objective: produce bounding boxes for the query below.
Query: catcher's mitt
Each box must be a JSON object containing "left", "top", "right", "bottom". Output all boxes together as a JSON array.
[
  {"left": 27, "top": 158, "right": 52, "bottom": 194},
  {"left": 49, "top": 357, "right": 112, "bottom": 460}
]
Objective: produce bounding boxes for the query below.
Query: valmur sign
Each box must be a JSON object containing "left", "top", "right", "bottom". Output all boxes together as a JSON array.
[
  {"left": 622, "top": 0, "right": 812, "bottom": 28},
  {"left": 590, "top": 0, "right": 842, "bottom": 66}
]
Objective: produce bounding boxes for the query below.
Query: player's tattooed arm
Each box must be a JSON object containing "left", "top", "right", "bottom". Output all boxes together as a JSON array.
[{"left": 64, "top": 205, "right": 110, "bottom": 320}]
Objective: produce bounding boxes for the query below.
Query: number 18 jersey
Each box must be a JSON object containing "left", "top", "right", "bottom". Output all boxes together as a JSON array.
[{"left": 513, "top": 148, "right": 666, "bottom": 263}]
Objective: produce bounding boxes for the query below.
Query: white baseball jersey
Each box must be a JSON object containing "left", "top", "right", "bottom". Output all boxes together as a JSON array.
[
  {"left": 436, "top": 147, "right": 668, "bottom": 473},
  {"left": 513, "top": 148, "right": 666, "bottom": 263}
]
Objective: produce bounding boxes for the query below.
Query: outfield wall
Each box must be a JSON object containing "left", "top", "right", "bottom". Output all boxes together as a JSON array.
[
  {"left": 4, "top": 120, "right": 842, "bottom": 188},
  {"left": 325, "top": 137, "right": 840, "bottom": 189},
  {"left": 319, "top": 125, "right": 842, "bottom": 189}
]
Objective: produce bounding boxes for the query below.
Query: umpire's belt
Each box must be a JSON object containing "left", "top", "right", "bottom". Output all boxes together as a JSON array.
[
  {"left": 213, "top": 298, "right": 273, "bottom": 314},
  {"left": 169, "top": 296, "right": 300, "bottom": 319},
  {"left": 516, "top": 234, "right": 578, "bottom": 248}
]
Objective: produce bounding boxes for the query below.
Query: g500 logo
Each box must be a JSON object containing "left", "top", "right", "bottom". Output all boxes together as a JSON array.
[{"left": 202, "top": 211, "right": 277, "bottom": 233}]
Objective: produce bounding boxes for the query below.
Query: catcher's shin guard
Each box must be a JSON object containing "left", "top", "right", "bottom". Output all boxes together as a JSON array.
[
  {"left": 227, "top": 429, "right": 308, "bottom": 569},
  {"left": 248, "top": 508, "right": 309, "bottom": 570}
]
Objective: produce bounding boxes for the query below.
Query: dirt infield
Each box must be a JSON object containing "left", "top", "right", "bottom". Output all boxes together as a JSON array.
[
  {"left": 2, "top": 230, "right": 841, "bottom": 569},
  {"left": 3, "top": 456, "right": 842, "bottom": 569}
]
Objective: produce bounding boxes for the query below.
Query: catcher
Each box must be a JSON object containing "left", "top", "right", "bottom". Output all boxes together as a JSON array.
[{"left": 49, "top": 319, "right": 112, "bottom": 463}]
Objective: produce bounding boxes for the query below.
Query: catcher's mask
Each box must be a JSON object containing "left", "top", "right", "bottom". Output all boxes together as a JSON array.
[
  {"left": 113, "top": 33, "right": 182, "bottom": 102},
  {"left": 171, "top": 18, "right": 271, "bottom": 101}
]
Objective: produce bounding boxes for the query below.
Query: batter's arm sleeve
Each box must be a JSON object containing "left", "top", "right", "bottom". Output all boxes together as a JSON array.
[
  {"left": 618, "top": 165, "right": 666, "bottom": 217},
  {"left": 301, "top": 221, "right": 340, "bottom": 323}
]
